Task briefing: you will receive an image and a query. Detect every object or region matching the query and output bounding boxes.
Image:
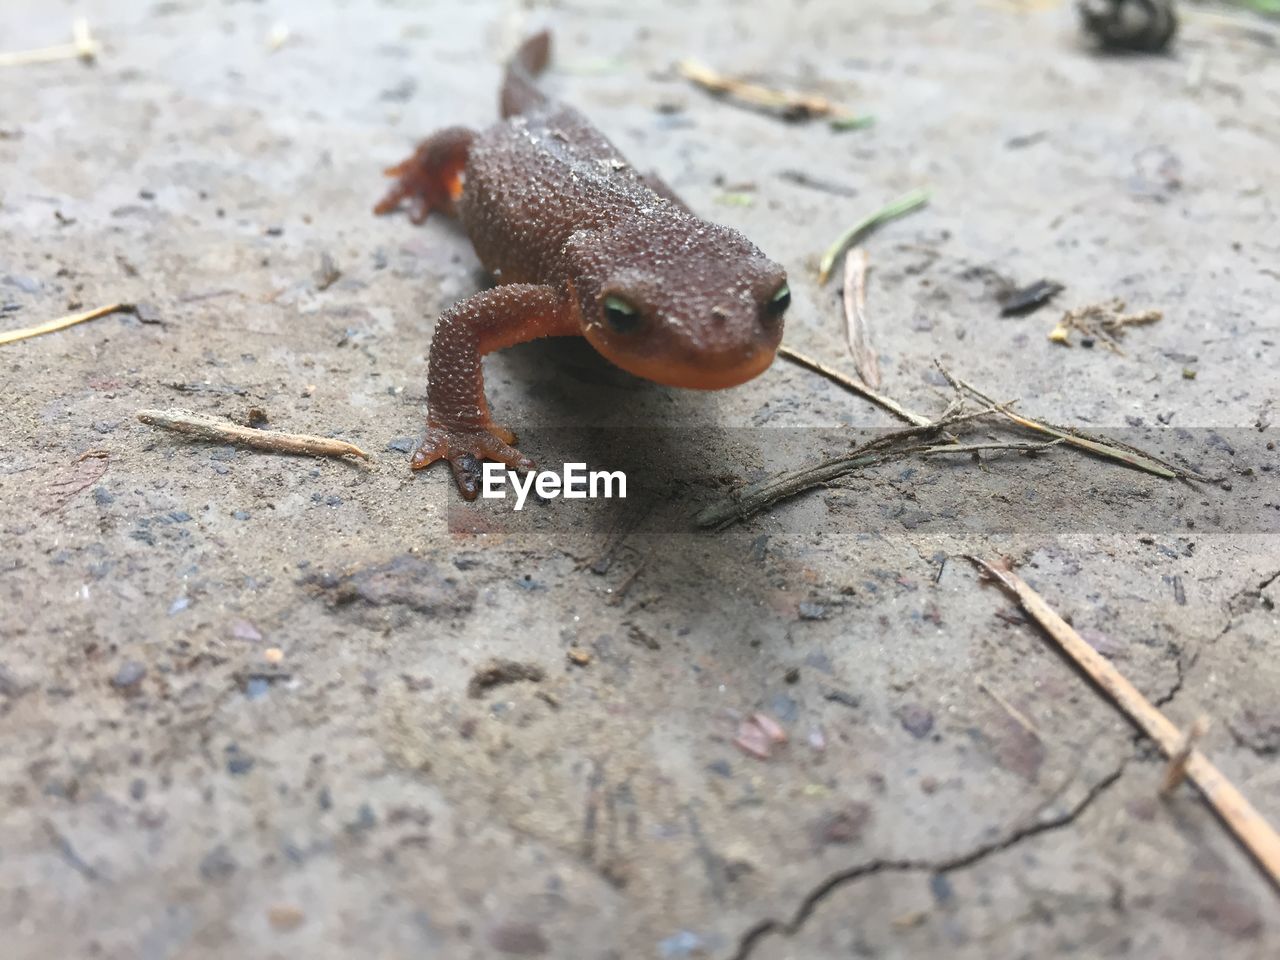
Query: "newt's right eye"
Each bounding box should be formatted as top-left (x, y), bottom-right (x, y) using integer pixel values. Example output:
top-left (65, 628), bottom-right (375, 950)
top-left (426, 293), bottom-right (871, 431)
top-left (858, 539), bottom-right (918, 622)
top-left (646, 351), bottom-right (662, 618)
top-left (603, 295), bottom-right (642, 333)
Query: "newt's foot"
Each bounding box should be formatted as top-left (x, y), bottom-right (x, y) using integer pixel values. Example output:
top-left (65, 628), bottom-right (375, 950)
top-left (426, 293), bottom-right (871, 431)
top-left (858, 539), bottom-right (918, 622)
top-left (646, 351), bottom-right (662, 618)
top-left (410, 423), bottom-right (535, 500)
top-left (374, 127), bottom-right (475, 224)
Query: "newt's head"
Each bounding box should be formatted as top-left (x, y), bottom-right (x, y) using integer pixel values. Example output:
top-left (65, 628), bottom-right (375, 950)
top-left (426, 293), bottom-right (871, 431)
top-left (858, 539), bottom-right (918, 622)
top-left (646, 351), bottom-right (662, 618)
top-left (567, 217), bottom-right (789, 390)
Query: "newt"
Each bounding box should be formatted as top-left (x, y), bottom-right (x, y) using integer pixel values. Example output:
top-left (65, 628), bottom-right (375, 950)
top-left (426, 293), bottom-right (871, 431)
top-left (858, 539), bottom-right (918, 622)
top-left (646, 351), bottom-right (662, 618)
top-left (375, 31), bottom-right (790, 499)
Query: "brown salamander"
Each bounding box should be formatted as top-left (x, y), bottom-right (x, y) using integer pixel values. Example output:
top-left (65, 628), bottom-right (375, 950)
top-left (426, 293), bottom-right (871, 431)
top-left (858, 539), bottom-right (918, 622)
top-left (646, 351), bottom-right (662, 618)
top-left (375, 31), bottom-right (790, 499)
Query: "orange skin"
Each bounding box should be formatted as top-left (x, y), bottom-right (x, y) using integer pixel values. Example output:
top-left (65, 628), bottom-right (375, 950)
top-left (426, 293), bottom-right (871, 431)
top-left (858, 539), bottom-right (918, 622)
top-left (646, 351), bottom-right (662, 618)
top-left (375, 32), bottom-right (790, 499)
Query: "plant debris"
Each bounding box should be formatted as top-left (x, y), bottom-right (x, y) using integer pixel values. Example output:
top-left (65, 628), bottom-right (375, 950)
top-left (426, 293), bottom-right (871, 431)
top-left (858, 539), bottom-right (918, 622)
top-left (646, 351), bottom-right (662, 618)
top-left (777, 346), bottom-right (932, 427)
top-left (137, 409), bottom-right (370, 460)
top-left (1048, 298), bottom-right (1162, 350)
top-left (934, 361), bottom-right (1200, 480)
top-left (0, 303), bottom-right (134, 346)
top-left (0, 18), bottom-right (96, 68)
top-left (999, 278), bottom-right (1064, 317)
top-left (734, 711), bottom-right (788, 760)
top-left (468, 659), bottom-right (546, 698)
top-left (41, 450), bottom-right (110, 515)
top-left (968, 557), bottom-right (1280, 890)
top-left (841, 248), bottom-right (880, 388)
top-left (677, 59), bottom-right (849, 121)
top-left (818, 189), bottom-right (929, 284)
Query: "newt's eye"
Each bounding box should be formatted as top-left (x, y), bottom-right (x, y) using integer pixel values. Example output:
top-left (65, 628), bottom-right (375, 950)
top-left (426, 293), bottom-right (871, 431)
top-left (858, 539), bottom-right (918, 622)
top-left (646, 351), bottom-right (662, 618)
top-left (766, 282), bottom-right (791, 317)
top-left (603, 295), bottom-right (642, 333)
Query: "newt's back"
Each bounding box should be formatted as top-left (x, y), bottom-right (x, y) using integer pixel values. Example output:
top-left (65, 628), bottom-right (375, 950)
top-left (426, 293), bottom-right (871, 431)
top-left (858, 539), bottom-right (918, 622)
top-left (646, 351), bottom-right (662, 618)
top-left (459, 104), bottom-right (680, 284)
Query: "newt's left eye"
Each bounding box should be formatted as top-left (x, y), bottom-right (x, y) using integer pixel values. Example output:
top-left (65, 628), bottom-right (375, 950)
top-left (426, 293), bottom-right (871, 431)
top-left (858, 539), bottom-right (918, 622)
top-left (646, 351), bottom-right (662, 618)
top-left (603, 295), bottom-right (642, 333)
top-left (766, 282), bottom-right (791, 316)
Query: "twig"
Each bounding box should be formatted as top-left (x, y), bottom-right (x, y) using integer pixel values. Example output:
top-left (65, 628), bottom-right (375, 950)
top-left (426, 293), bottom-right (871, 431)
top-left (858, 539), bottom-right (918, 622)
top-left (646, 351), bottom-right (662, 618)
top-left (778, 345), bottom-right (931, 427)
top-left (0, 18), bottom-right (96, 68)
top-left (1161, 715), bottom-right (1211, 796)
top-left (967, 557), bottom-right (1280, 892)
top-left (137, 409), bottom-right (370, 461)
top-left (919, 439), bottom-right (1062, 456)
top-left (841, 248), bottom-right (880, 388)
top-left (677, 60), bottom-right (848, 120)
top-left (977, 678), bottom-right (1042, 740)
top-left (818, 189), bottom-right (929, 285)
top-left (934, 361), bottom-right (1196, 481)
top-left (694, 406), bottom-right (984, 529)
top-left (0, 303), bottom-right (133, 346)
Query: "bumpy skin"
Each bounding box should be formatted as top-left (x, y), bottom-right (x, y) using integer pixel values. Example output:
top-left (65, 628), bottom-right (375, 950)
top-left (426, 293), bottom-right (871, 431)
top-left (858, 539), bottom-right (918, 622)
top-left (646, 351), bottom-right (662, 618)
top-left (375, 31), bottom-right (790, 499)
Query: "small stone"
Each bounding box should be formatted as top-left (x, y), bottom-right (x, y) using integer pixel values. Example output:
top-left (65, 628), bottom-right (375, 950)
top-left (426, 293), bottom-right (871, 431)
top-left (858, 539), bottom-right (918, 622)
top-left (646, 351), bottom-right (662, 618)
top-left (929, 873), bottom-right (954, 904)
top-left (199, 845), bottom-right (237, 881)
top-left (387, 436), bottom-right (416, 454)
top-left (798, 601), bottom-right (827, 620)
top-left (230, 619), bottom-right (263, 642)
top-left (268, 904), bottom-right (305, 931)
top-left (896, 703), bottom-right (935, 739)
top-left (810, 802), bottom-right (871, 846)
top-left (566, 647), bottom-right (592, 666)
top-left (264, 648), bottom-right (284, 665)
top-left (93, 487), bottom-right (114, 506)
top-left (112, 660), bottom-right (146, 689)
top-left (658, 931), bottom-right (704, 959)
top-left (489, 920), bottom-right (549, 956)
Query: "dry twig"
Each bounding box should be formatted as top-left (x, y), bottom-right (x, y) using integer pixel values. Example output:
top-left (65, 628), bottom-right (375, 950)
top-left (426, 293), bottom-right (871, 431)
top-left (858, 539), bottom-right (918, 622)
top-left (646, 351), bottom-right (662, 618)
top-left (934, 361), bottom-right (1200, 481)
top-left (677, 60), bottom-right (847, 120)
top-left (0, 303), bottom-right (133, 346)
top-left (0, 18), bottom-right (96, 68)
top-left (137, 409), bottom-right (369, 461)
top-left (968, 557), bottom-right (1280, 891)
top-left (1161, 714), bottom-right (1211, 796)
top-left (841, 248), bottom-right (880, 388)
top-left (694, 404), bottom-right (982, 528)
top-left (778, 346), bottom-right (931, 427)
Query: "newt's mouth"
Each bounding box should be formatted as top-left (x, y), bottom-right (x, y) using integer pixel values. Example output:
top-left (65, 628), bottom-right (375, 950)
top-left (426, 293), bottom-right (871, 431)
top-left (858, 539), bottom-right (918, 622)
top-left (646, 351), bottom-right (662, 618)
top-left (605, 343), bottom-right (779, 391)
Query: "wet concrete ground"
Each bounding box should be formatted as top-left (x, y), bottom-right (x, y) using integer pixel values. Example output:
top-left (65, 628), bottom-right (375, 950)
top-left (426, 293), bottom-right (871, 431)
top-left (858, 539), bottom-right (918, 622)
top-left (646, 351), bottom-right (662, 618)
top-left (1, 1), bottom-right (1278, 958)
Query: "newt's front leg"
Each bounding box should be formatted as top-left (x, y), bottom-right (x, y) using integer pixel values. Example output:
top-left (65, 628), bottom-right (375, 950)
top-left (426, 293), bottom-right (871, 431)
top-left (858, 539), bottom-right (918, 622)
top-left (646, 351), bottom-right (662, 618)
top-left (415, 284), bottom-right (578, 499)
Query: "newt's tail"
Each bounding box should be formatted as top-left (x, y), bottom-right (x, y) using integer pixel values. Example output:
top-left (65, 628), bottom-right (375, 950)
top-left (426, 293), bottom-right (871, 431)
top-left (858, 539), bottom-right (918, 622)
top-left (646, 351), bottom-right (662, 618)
top-left (500, 31), bottom-right (552, 119)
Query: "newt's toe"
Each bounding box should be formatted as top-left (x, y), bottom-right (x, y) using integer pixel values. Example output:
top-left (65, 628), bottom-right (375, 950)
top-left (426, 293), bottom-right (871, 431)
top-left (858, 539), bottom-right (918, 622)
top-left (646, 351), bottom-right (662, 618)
top-left (410, 424), bottom-right (535, 501)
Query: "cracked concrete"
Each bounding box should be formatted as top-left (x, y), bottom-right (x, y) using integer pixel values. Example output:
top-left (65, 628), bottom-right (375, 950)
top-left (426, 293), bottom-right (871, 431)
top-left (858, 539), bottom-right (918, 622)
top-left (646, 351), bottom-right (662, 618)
top-left (2, 1), bottom-right (1278, 958)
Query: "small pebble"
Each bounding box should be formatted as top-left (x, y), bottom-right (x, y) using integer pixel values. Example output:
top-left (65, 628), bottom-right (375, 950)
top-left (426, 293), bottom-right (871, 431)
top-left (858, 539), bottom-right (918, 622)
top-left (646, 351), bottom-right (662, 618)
top-left (798, 601), bottom-right (827, 620)
top-left (112, 660), bottom-right (146, 689)
top-left (264, 647), bottom-right (284, 665)
top-left (230, 619), bottom-right (263, 642)
top-left (897, 704), bottom-right (935, 739)
top-left (245, 677), bottom-right (270, 700)
top-left (268, 904), bottom-right (305, 931)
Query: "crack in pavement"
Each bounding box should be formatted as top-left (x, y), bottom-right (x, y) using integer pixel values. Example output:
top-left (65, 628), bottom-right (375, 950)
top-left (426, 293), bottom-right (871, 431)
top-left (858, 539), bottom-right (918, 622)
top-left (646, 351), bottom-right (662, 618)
top-left (728, 761), bottom-right (1129, 960)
